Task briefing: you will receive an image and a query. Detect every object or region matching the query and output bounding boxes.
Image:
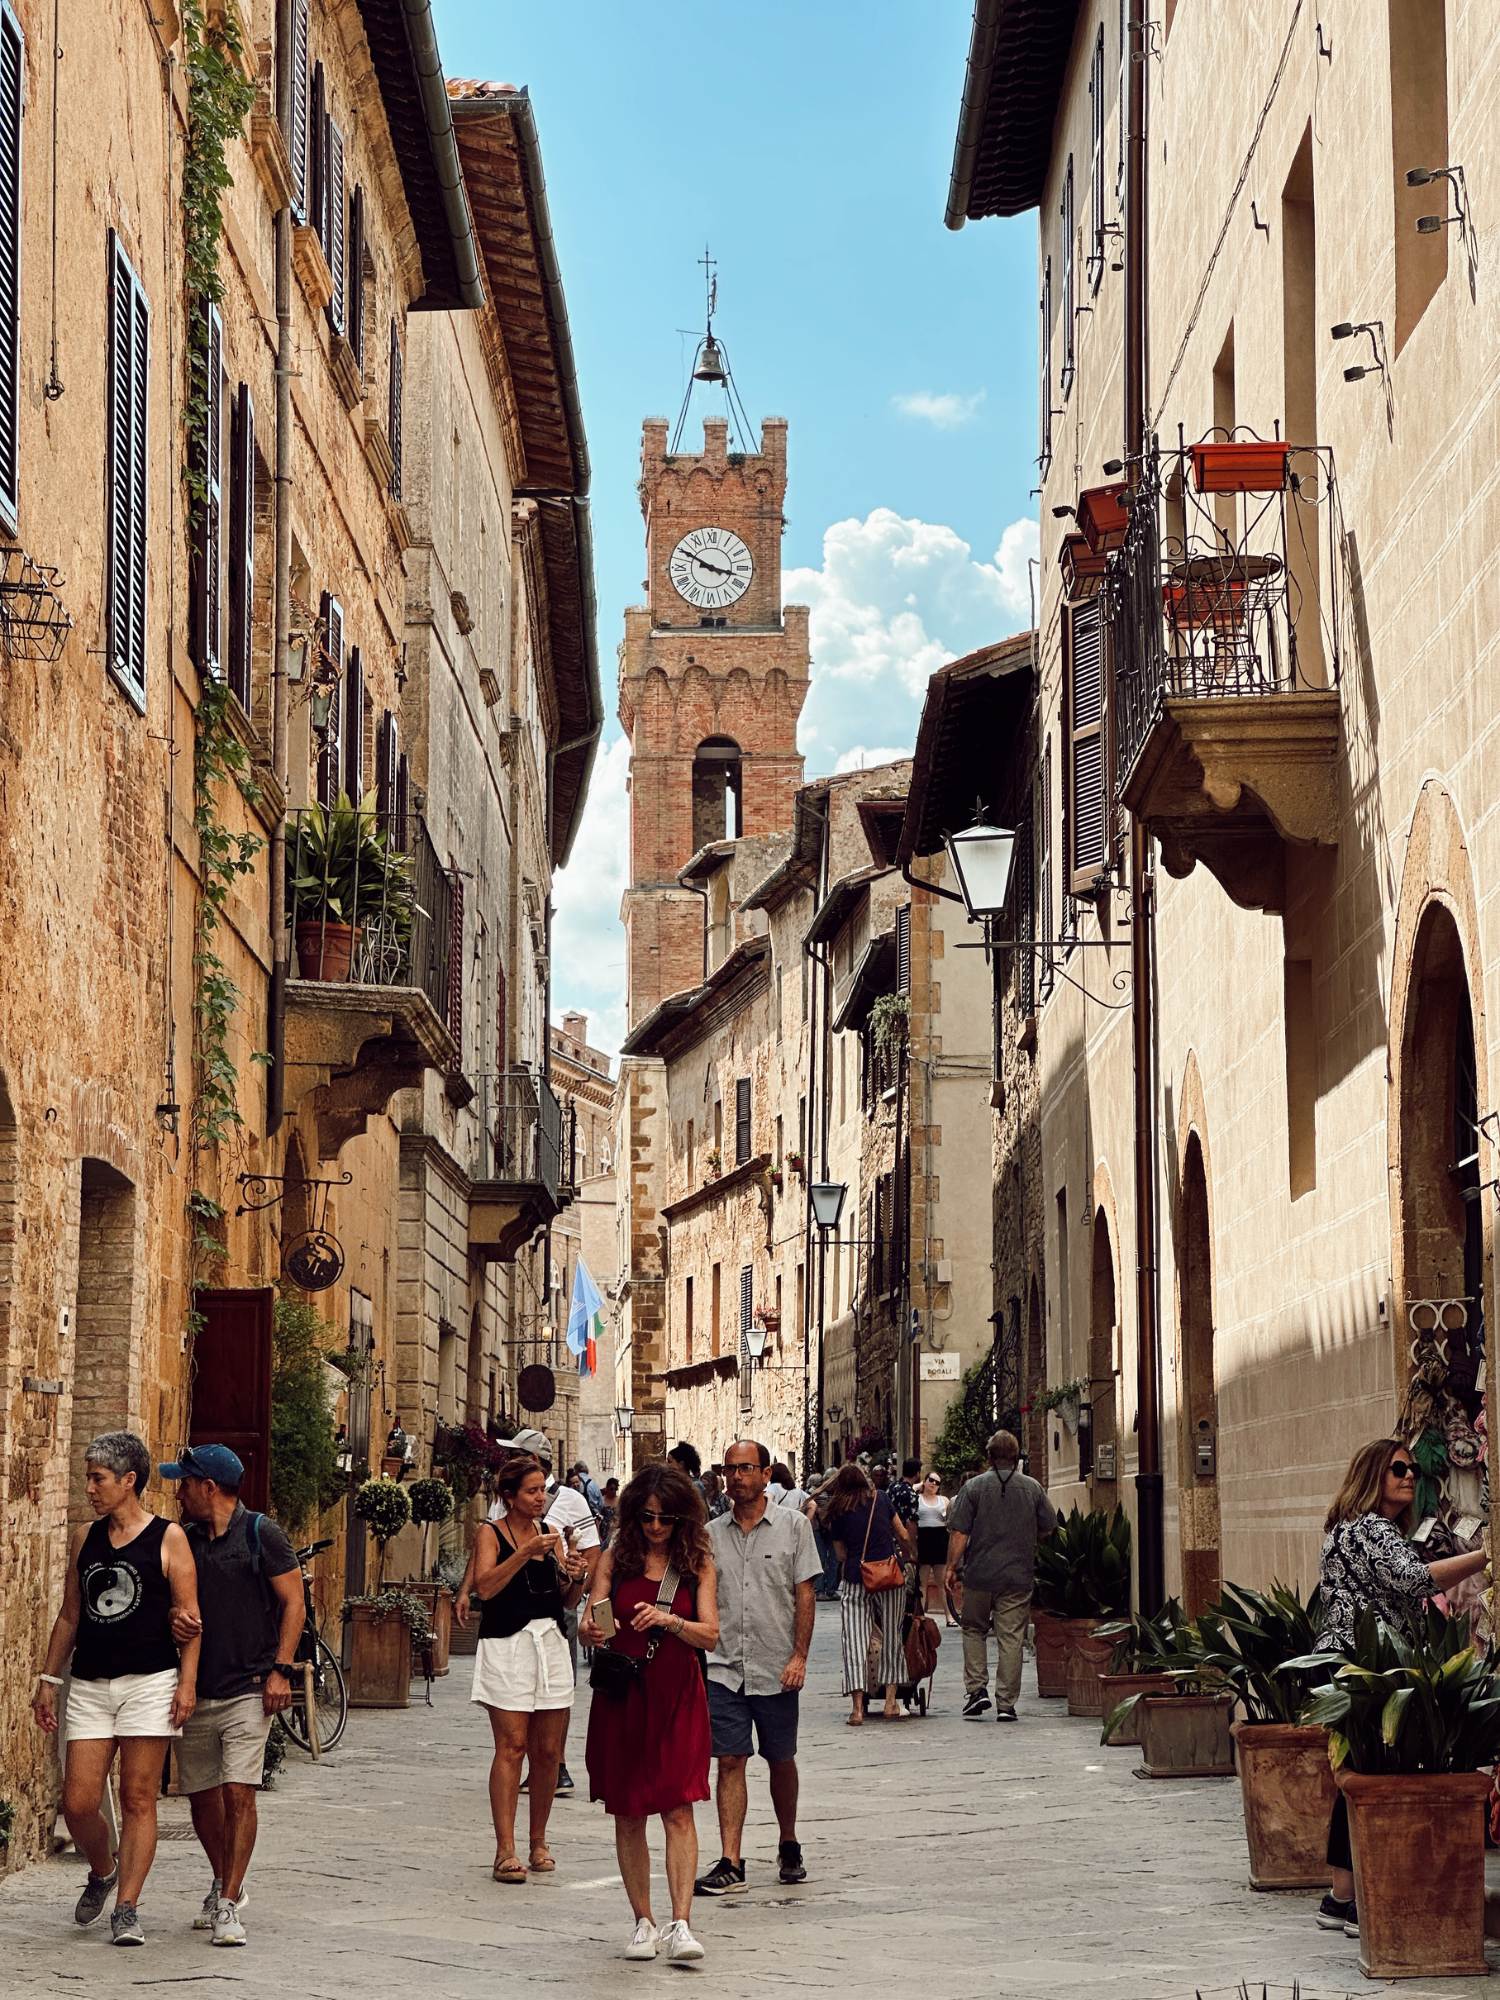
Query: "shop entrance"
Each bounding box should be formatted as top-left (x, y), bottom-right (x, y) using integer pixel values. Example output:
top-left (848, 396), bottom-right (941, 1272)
top-left (1177, 1133), bottom-right (1221, 1612)
top-left (1087, 1209), bottom-right (1119, 1502)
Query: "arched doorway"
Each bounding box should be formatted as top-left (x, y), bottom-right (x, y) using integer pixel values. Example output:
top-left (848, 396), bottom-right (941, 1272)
top-left (69, 1160), bottom-right (139, 1524)
top-left (1088, 1209), bottom-right (1119, 1503)
top-left (1178, 1133), bottom-right (1221, 1611)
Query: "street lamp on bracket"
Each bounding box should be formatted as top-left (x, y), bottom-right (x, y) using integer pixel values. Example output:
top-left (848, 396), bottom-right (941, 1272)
top-left (614, 1405), bottom-right (635, 1437)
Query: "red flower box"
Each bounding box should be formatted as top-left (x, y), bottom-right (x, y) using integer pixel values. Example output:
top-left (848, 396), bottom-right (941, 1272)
top-left (1078, 482), bottom-right (1130, 553)
top-left (1188, 441), bottom-right (1291, 494)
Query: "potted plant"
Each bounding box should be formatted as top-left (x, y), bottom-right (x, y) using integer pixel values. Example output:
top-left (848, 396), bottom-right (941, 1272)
top-left (353, 1475), bottom-right (410, 1589)
top-left (433, 1418), bottom-right (508, 1505)
top-left (1032, 1505), bottom-right (1131, 1707)
top-left (401, 1477), bottom-right (457, 1676)
top-left (287, 790), bottom-right (413, 983)
top-left (342, 1587), bottom-right (432, 1710)
top-left (1102, 1615), bottom-right (1237, 1780)
top-left (1038, 1378), bottom-right (1086, 1437)
top-left (787, 1150), bottom-right (805, 1179)
top-left (1093, 1601), bottom-right (1186, 1744)
top-left (1077, 480), bottom-right (1129, 553)
top-left (769, 1167), bottom-right (784, 1192)
top-left (705, 1148), bottom-right (723, 1180)
top-left (1288, 1609), bottom-right (1500, 1979)
top-left (1193, 1581), bottom-right (1333, 1889)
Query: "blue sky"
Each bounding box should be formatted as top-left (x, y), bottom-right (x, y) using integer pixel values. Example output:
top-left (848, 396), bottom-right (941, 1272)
top-left (433, 1), bottom-right (1039, 1052)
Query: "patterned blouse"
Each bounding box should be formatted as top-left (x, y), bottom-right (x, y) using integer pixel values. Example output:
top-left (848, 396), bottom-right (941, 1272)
top-left (1315, 1512), bottom-right (1431, 1654)
top-left (889, 1478), bottom-right (920, 1529)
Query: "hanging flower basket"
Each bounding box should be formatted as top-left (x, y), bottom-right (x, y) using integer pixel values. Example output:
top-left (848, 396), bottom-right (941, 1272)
top-left (1189, 440), bottom-right (1291, 494)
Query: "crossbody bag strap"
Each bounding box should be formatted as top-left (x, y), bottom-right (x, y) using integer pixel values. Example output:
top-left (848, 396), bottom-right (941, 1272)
top-left (643, 1564), bottom-right (683, 1663)
top-left (861, 1495), bottom-right (879, 1563)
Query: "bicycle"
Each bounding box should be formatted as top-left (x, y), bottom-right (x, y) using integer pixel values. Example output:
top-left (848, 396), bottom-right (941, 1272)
top-left (279, 1536), bottom-right (349, 1754)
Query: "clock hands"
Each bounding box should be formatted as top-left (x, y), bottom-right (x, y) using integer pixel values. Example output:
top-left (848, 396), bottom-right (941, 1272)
top-left (691, 554), bottom-right (733, 579)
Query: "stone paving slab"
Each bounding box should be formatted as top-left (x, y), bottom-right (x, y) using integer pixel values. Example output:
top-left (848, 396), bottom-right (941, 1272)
top-left (1, 1604), bottom-right (1495, 1998)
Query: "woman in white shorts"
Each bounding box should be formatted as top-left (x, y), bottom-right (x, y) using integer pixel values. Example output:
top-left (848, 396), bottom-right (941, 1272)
top-left (470, 1452), bottom-right (589, 1883)
top-left (32, 1432), bottom-right (201, 1947)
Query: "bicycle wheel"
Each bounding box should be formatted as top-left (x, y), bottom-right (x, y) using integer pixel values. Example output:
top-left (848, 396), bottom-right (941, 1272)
top-left (282, 1637), bottom-right (349, 1753)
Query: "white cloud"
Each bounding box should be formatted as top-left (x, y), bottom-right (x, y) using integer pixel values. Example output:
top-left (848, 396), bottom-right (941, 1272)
top-left (834, 746), bottom-right (910, 774)
top-left (789, 507), bottom-right (1037, 774)
top-left (551, 733), bottom-right (630, 1059)
top-left (892, 389), bottom-right (986, 430)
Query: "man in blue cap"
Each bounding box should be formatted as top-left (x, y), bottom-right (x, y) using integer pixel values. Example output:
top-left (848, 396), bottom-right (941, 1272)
top-left (160, 1444), bottom-right (304, 1948)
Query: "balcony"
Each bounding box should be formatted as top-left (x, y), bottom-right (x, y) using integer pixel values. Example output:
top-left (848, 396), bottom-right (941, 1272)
top-left (468, 1071), bottom-right (576, 1263)
top-left (283, 803), bottom-right (457, 1157)
top-left (1108, 435), bottom-right (1342, 914)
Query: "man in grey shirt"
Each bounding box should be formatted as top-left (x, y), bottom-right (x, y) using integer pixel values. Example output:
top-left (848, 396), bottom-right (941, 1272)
top-left (695, 1440), bottom-right (822, 1897)
top-left (946, 1429), bottom-right (1056, 1722)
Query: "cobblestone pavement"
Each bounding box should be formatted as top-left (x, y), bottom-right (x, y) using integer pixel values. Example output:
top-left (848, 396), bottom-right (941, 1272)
top-left (2, 1606), bottom-right (1496, 1998)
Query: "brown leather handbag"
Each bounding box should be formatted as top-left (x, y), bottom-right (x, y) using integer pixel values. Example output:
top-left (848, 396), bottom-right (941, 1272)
top-left (859, 1494), bottom-right (905, 1593)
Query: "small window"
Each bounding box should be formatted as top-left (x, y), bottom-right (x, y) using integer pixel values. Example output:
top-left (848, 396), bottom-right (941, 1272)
top-left (342, 646), bottom-right (364, 800)
top-left (734, 1076), bottom-right (751, 1165)
top-left (316, 592), bottom-right (343, 807)
top-left (347, 186), bottom-right (365, 370)
top-left (106, 233), bottom-right (150, 708)
top-left (1062, 597), bottom-right (1108, 893)
top-left (1088, 27), bottom-right (1106, 291)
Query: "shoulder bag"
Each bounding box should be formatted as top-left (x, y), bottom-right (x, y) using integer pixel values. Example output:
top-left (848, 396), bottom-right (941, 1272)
top-left (587, 1565), bottom-right (682, 1701)
top-left (859, 1496), bottom-right (905, 1594)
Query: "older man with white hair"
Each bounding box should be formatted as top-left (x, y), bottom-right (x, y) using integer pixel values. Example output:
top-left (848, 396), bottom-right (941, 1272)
top-left (945, 1430), bottom-right (1056, 1722)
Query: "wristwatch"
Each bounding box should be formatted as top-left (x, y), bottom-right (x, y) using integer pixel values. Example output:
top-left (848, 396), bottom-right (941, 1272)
top-left (272, 1661), bottom-right (298, 1678)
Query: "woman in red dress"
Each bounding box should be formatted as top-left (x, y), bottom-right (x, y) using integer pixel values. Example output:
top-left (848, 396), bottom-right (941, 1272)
top-left (581, 1463), bottom-right (718, 1965)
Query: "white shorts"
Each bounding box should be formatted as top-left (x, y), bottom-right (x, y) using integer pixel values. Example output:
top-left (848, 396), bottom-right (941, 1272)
top-left (65, 1669), bottom-right (181, 1743)
top-left (470, 1619), bottom-right (574, 1713)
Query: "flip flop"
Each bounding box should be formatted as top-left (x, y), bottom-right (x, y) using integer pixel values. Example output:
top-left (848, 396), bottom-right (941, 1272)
top-left (529, 1848), bottom-right (556, 1873)
top-left (493, 1857), bottom-right (527, 1884)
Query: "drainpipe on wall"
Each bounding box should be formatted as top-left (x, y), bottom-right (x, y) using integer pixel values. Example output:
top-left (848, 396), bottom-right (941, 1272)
top-left (267, 1), bottom-right (295, 1135)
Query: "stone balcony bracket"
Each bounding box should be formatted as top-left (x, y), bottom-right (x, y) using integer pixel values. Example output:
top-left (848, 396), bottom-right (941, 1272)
top-left (282, 980), bottom-right (456, 1160)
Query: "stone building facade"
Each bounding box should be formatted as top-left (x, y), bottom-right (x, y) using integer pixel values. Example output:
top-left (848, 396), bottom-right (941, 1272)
top-left (549, 1012), bottom-right (616, 1472)
top-left (944, 0), bottom-right (1500, 1601)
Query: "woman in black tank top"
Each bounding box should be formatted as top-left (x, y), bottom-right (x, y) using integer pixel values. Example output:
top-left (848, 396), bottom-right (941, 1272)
top-left (31, 1431), bottom-right (202, 1942)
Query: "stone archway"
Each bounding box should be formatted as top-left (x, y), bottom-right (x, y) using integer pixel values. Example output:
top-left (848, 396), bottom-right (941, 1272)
top-left (1088, 1206), bottom-right (1119, 1504)
top-left (1177, 1132), bottom-right (1221, 1611)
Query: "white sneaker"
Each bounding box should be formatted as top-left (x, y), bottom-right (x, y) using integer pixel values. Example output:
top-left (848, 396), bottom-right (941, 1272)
top-left (624, 1918), bottom-right (659, 1961)
top-left (211, 1898), bottom-right (247, 1947)
top-left (192, 1879), bottom-right (222, 1930)
top-left (661, 1919), bottom-right (705, 1964)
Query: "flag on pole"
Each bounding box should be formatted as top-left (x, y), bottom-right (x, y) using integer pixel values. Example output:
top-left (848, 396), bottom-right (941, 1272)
top-left (566, 1257), bottom-right (604, 1378)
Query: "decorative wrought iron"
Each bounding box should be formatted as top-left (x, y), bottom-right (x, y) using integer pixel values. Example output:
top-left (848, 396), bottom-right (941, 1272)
top-left (283, 1229), bottom-right (345, 1292)
top-left (236, 1168), bottom-right (352, 1291)
top-left (235, 1168), bottom-right (353, 1216)
top-left (0, 548), bottom-right (73, 662)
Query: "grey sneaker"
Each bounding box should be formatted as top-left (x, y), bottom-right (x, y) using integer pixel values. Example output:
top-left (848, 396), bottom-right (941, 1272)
top-left (624, 1917), bottom-right (659, 1961)
top-left (192, 1878), bottom-right (223, 1930)
top-left (110, 1902), bottom-right (146, 1946)
top-left (74, 1868), bottom-right (117, 1927)
top-left (211, 1897), bottom-right (247, 1947)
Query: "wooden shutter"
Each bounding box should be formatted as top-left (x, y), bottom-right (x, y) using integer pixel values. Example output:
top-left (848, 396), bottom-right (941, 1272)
top-left (227, 384), bottom-right (255, 713)
top-left (347, 185), bottom-right (364, 369)
top-left (1039, 258), bottom-right (1053, 477)
top-left (190, 299), bottom-right (224, 676)
top-left (388, 320), bottom-right (403, 498)
top-left (310, 63), bottom-right (326, 247)
top-left (394, 749), bottom-right (409, 850)
top-left (325, 118), bottom-right (346, 335)
top-left (1013, 800), bottom-right (1036, 1020)
top-left (190, 1288), bottom-right (274, 1512)
top-left (1040, 745), bottom-right (1055, 1000)
top-left (896, 905), bottom-right (911, 992)
top-left (446, 871), bottom-right (465, 1054)
top-left (739, 1263), bottom-right (754, 1393)
top-left (107, 234), bottom-right (150, 706)
top-left (735, 1076), bottom-right (751, 1164)
top-left (288, 0), bottom-right (312, 223)
top-left (342, 645), bottom-right (364, 801)
top-left (0, 4), bottom-right (22, 527)
top-left (375, 707), bottom-right (397, 823)
top-left (317, 590), bottom-right (343, 807)
top-left (1063, 597), bottom-right (1108, 892)
top-left (1089, 26), bottom-right (1105, 289)
top-left (1060, 157), bottom-right (1075, 398)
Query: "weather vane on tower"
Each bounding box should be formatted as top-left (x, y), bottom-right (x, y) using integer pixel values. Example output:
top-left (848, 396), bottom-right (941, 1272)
top-left (672, 244), bottom-right (755, 453)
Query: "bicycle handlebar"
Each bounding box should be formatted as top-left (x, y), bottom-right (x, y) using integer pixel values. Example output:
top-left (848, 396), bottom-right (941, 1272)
top-left (296, 1537), bottom-right (335, 1562)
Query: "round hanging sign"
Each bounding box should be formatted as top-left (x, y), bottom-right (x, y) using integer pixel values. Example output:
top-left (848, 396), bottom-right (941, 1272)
top-left (282, 1228), bottom-right (345, 1293)
top-left (518, 1364), bottom-right (557, 1413)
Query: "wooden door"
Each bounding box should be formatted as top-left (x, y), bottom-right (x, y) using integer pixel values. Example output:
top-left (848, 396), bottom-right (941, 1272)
top-left (190, 1288), bottom-right (274, 1511)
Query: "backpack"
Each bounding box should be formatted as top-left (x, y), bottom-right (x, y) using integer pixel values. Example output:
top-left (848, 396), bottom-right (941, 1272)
top-left (904, 1610), bottom-right (941, 1684)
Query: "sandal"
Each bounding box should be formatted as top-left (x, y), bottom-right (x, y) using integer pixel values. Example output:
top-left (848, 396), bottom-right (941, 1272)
top-left (493, 1856), bottom-right (527, 1884)
top-left (846, 1711), bottom-right (864, 1727)
top-left (528, 1847), bottom-right (556, 1873)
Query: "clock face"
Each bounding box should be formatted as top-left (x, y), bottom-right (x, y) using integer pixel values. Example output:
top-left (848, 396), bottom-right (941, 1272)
top-left (668, 527), bottom-right (754, 611)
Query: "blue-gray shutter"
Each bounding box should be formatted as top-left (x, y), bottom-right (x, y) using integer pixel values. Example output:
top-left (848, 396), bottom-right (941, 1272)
top-left (0, 3), bottom-right (23, 528)
top-left (1065, 598), bottom-right (1108, 892)
top-left (287, 0), bottom-right (309, 224)
top-left (107, 234), bottom-right (149, 707)
top-left (191, 298), bottom-right (223, 676)
top-left (227, 384), bottom-right (255, 713)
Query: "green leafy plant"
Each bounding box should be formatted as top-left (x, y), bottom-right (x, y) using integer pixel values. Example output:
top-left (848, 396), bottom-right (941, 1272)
top-left (1286, 1608), bottom-right (1500, 1775)
top-left (1096, 1596), bottom-right (1190, 1673)
top-left (930, 1354), bottom-right (998, 1484)
top-left (344, 1587), bottom-right (433, 1648)
top-left (287, 792), bottom-right (414, 932)
top-left (0, 1797), bottom-right (13, 1846)
top-left (354, 1477), bottom-right (411, 1588)
top-left (1037, 1378), bottom-right (1087, 1414)
top-left (1192, 1580), bottom-right (1325, 1725)
top-left (407, 1476), bottom-right (455, 1577)
top-left (870, 990), bottom-right (910, 1062)
top-left (1033, 1505), bottom-right (1132, 1619)
top-left (269, 1294), bottom-right (345, 1536)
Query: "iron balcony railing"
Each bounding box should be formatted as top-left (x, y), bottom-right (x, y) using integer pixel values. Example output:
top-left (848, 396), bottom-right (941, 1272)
top-left (286, 803), bottom-right (452, 1026)
top-left (476, 1068), bottom-right (573, 1205)
top-left (1106, 432), bottom-right (1342, 792)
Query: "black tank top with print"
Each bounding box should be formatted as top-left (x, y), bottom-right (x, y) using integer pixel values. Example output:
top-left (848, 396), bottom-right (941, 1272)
top-left (72, 1514), bottom-right (178, 1681)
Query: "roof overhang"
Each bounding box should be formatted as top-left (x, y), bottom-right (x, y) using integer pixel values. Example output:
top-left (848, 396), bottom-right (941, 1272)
top-left (619, 937), bottom-right (771, 1059)
top-left (946, 0), bottom-right (1082, 226)
top-left (856, 796), bottom-right (909, 869)
top-left (897, 634), bottom-right (1036, 866)
top-left (831, 930), bottom-right (897, 1034)
top-left (678, 840), bottom-right (737, 890)
top-left (805, 865), bottom-right (883, 950)
top-left (741, 786), bottom-right (828, 914)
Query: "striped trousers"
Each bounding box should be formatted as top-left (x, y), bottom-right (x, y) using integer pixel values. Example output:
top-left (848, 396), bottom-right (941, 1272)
top-left (838, 1578), bottom-right (906, 1695)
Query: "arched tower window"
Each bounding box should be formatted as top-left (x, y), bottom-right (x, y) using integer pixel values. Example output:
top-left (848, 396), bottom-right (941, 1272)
top-left (693, 737), bottom-right (743, 848)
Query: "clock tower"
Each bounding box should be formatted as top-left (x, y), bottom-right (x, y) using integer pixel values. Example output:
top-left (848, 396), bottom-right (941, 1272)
top-left (620, 413), bottom-right (809, 1028)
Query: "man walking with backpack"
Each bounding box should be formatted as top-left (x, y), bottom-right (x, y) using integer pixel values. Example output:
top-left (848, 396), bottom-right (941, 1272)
top-left (944, 1431), bottom-right (1055, 1722)
top-left (160, 1445), bottom-right (305, 1946)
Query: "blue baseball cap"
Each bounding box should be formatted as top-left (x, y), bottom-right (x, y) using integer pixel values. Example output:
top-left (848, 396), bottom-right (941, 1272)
top-left (159, 1443), bottom-right (245, 1487)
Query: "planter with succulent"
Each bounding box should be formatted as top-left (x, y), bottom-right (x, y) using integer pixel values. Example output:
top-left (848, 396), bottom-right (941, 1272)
top-left (705, 1149), bottom-right (723, 1181)
top-left (1093, 1600), bottom-right (1187, 1744)
top-left (1100, 1601), bottom-right (1235, 1779)
top-left (1033, 1505), bottom-right (1132, 1707)
top-left (769, 1167), bottom-right (784, 1192)
top-left (1285, 1609), bottom-right (1500, 1979)
top-left (787, 1151), bottom-right (805, 1179)
top-left (400, 1477), bottom-right (457, 1675)
top-left (287, 791), bottom-right (414, 982)
top-left (342, 1587), bottom-right (433, 1710)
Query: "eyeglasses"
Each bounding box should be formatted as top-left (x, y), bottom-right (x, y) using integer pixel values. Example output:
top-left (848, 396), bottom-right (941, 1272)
top-left (1388, 1460), bottom-right (1417, 1480)
top-left (639, 1511), bottom-right (681, 1526)
top-left (724, 1463), bottom-right (764, 1477)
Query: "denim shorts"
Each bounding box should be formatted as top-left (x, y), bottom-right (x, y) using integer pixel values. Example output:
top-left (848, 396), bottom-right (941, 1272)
top-left (707, 1679), bottom-right (800, 1762)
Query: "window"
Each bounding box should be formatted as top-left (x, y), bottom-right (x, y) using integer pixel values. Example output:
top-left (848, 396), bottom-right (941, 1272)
top-left (1117, 0), bottom-right (1129, 198)
top-left (1013, 797), bottom-right (1036, 1022)
top-left (775, 964), bottom-right (784, 1034)
top-left (388, 320), bottom-right (404, 498)
top-left (686, 1118), bottom-right (695, 1186)
top-left (712, 1094), bottom-right (722, 1159)
top-left (738, 1264), bottom-right (754, 1410)
top-left (1038, 258), bottom-right (1054, 478)
top-left (324, 116), bottom-right (346, 336)
top-left (734, 1076), bottom-right (751, 1164)
top-left (227, 386), bottom-right (255, 714)
top-left (711, 1263), bottom-right (721, 1358)
top-left (1390, 0), bottom-right (1449, 354)
top-left (106, 234), bottom-right (150, 708)
top-left (347, 186), bottom-right (365, 370)
top-left (446, 872), bottom-right (465, 1061)
top-left (1088, 26), bottom-right (1106, 290)
top-left (190, 298), bottom-right (224, 677)
top-left (315, 592), bottom-right (343, 807)
top-left (309, 63), bottom-right (325, 245)
top-left (0, 2), bottom-right (22, 529)
top-left (896, 905), bottom-right (911, 992)
top-left (775, 1114), bottom-right (783, 1169)
top-left (375, 709), bottom-right (399, 823)
top-left (1060, 158), bottom-right (1076, 399)
top-left (1062, 597), bottom-right (1108, 893)
top-left (287, 0), bottom-right (310, 225)
top-left (342, 646), bottom-right (364, 800)
top-left (1039, 743), bottom-right (1055, 1002)
top-left (684, 1276), bottom-right (694, 1361)
top-left (394, 745), bottom-right (409, 849)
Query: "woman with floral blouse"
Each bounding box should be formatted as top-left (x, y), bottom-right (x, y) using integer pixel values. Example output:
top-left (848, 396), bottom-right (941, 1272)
top-left (1312, 1437), bottom-right (1487, 1938)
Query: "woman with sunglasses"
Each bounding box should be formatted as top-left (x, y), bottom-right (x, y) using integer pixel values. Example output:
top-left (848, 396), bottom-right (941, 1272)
top-left (1313, 1436), bottom-right (1487, 1937)
top-left (469, 1452), bottom-right (590, 1884)
top-left (580, 1463), bottom-right (718, 1965)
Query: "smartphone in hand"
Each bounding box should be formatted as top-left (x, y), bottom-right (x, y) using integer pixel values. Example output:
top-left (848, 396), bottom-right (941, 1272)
top-left (591, 1598), bottom-right (618, 1641)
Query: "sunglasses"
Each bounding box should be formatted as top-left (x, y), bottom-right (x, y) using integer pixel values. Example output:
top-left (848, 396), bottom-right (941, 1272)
top-left (639, 1511), bottom-right (681, 1526)
top-left (1389, 1460), bottom-right (1417, 1480)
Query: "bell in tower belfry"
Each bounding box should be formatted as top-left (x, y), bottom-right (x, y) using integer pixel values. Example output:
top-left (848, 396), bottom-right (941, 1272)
top-left (618, 393), bottom-right (811, 1031)
top-left (692, 337), bottom-right (726, 386)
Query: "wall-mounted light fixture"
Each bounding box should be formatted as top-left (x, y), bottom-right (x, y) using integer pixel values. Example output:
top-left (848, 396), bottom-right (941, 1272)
top-left (1330, 319), bottom-right (1388, 386)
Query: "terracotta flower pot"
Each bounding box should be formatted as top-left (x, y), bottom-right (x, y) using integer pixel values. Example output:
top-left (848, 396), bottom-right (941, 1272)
top-left (1189, 440), bottom-right (1291, 494)
top-left (295, 918), bottom-right (359, 982)
top-left (1136, 1691), bottom-right (1236, 1778)
top-left (1064, 1619), bottom-right (1114, 1716)
top-left (1337, 1768), bottom-right (1491, 1979)
top-left (1232, 1721), bottom-right (1336, 1889)
top-left (345, 1601), bottom-right (412, 1709)
top-left (1078, 481), bottom-right (1129, 553)
top-left (1099, 1672), bottom-right (1175, 1745)
top-left (1032, 1609), bottom-right (1069, 1698)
